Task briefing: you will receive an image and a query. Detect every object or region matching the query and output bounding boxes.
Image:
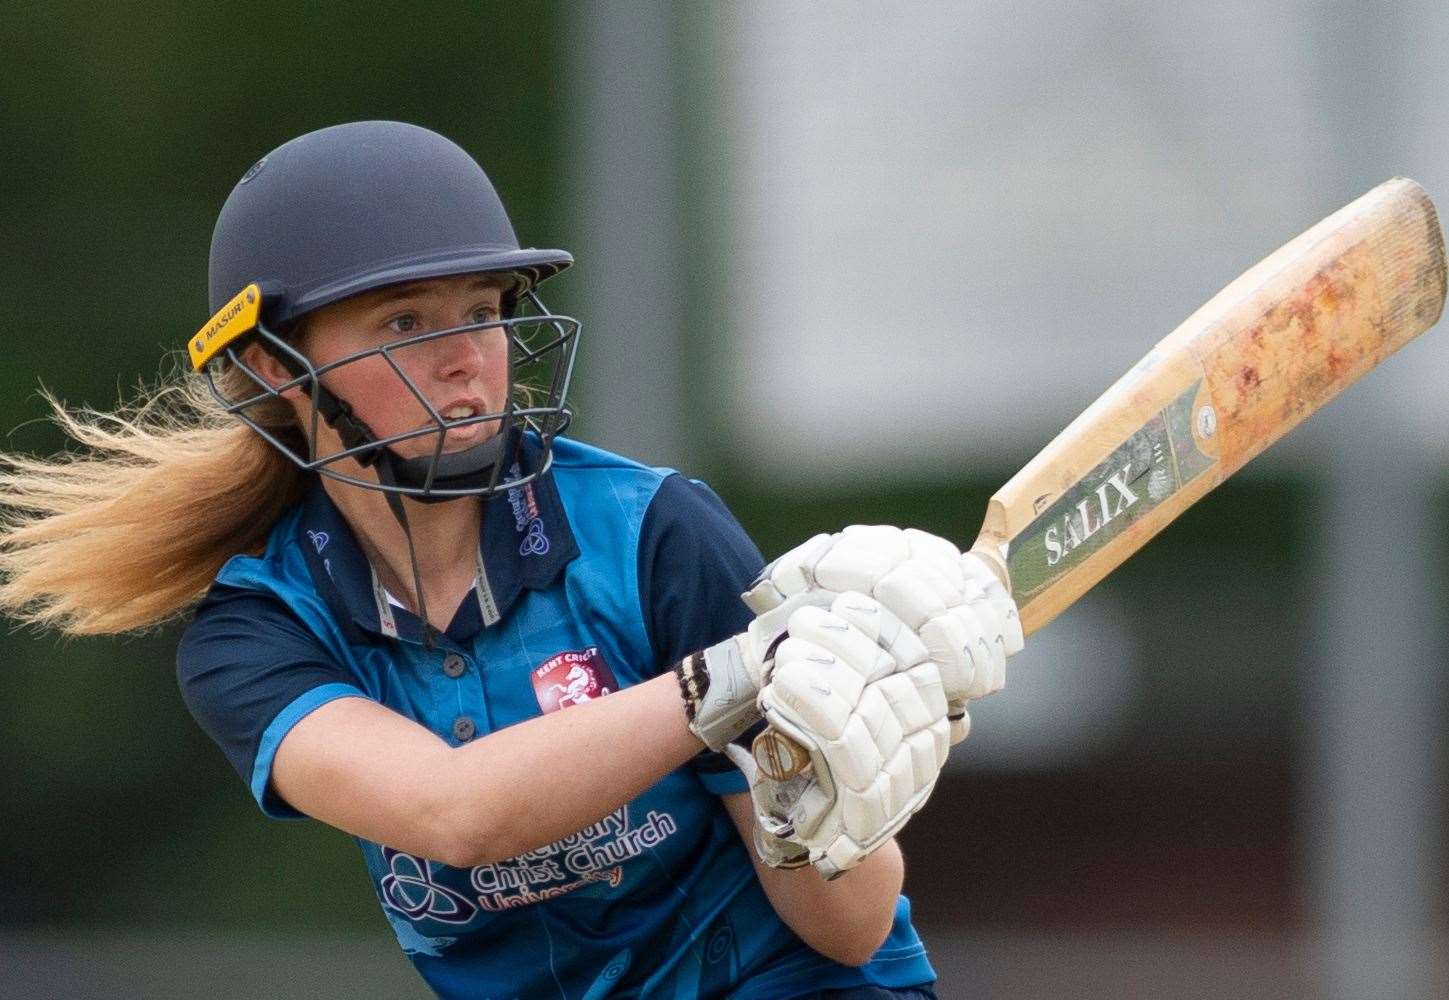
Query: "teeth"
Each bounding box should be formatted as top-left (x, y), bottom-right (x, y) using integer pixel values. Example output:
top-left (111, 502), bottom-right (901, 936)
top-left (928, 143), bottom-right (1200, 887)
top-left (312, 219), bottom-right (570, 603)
top-left (443, 406), bottom-right (476, 419)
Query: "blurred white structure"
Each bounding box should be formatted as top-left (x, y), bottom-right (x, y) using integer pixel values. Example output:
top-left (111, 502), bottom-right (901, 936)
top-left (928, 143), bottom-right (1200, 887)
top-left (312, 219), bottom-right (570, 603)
top-left (719, 1), bottom-right (1355, 475)
top-left (707, 3), bottom-right (1447, 998)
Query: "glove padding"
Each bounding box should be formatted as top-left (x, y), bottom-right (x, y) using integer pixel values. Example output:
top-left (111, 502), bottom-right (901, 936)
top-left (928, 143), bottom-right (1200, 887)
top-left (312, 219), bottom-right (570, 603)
top-left (760, 594), bottom-right (952, 879)
top-left (678, 525), bottom-right (1020, 751)
top-left (740, 526), bottom-right (1024, 877)
top-left (751, 526), bottom-right (1023, 743)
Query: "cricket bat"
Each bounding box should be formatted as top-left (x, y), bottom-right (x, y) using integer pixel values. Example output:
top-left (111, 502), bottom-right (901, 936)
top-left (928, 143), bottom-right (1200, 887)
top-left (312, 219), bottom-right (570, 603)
top-left (755, 177), bottom-right (1446, 781)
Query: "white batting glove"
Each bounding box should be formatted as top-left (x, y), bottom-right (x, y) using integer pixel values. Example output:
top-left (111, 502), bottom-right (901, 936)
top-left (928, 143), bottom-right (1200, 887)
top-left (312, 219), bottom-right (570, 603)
top-left (719, 589), bottom-right (943, 866)
top-left (737, 526), bottom-right (1023, 877)
top-left (758, 594), bottom-right (952, 878)
top-left (675, 588), bottom-right (828, 751)
top-left (753, 526), bottom-right (1023, 742)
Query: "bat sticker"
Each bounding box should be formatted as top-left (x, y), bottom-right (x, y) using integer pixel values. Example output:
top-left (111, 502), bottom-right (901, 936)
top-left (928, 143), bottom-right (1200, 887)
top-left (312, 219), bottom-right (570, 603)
top-left (1005, 380), bottom-right (1216, 602)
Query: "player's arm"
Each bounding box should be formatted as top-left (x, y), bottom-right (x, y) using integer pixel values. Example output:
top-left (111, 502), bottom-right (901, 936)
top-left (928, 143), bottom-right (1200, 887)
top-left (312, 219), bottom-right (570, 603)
top-left (266, 560), bottom-right (877, 868)
top-left (721, 790), bottom-right (902, 968)
top-left (180, 584), bottom-right (705, 869)
top-left (271, 528), bottom-right (1008, 870)
top-left (272, 526), bottom-right (1011, 870)
top-left (271, 672), bottom-right (702, 868)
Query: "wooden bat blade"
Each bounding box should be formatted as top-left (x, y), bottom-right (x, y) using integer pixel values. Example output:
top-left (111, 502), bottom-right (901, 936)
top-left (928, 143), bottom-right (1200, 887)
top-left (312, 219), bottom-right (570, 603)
top-left (753, 178), bottom-right (1445, 783)
top-left (971, 177), bottom-right (1446, 636)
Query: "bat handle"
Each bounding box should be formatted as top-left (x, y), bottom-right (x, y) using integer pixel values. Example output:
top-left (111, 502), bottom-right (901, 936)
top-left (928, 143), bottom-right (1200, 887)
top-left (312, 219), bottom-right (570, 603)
top-left (752, 727), bottom-right (811, 780)
top-left (966, 541), bottom-right (1011, 589)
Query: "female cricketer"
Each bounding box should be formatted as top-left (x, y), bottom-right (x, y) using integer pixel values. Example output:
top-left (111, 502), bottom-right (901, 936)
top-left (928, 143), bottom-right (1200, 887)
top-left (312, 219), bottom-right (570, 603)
top-left (0, 121), bottom-right (1022, 999)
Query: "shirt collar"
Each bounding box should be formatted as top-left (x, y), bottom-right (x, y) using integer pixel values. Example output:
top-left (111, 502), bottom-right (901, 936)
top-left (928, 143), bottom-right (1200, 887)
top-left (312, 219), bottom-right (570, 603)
top-left (473, 434), bottom-right (579, 631)
top-left (295, 434), bottom-right (578, 644)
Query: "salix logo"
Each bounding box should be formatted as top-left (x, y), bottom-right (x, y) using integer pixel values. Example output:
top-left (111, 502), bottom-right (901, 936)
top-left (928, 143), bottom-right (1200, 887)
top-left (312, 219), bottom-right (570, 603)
top-left (1007, 381), bottom-right (1216, 603)
top-left (1042, 463), bottom-right (1140, 566)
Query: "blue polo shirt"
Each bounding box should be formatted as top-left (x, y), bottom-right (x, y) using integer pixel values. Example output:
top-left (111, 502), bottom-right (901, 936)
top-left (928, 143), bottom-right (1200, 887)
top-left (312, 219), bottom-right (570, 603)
top-left (177, 435), bottom-right (934, 999)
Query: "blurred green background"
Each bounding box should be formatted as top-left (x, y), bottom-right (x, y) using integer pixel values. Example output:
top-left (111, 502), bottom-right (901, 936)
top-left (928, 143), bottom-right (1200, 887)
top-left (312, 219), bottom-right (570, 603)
top-left (2, 3), bottom-right (1445, 999)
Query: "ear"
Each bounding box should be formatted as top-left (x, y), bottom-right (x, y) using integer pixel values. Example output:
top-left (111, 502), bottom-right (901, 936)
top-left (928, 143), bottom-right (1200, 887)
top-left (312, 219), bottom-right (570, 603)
top-left (238, 340), bottom-right (306, 399)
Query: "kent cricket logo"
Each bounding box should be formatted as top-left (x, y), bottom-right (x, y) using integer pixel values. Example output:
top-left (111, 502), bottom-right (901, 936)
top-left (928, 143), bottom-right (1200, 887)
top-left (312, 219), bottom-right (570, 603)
top-left (531, 647), bottom-right (617, 713)
top-left (1006, 380), bottom-right (1216, 601)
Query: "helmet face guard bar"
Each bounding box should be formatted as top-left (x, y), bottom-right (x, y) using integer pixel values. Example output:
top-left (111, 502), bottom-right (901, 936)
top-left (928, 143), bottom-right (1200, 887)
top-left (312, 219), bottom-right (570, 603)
top-left (195, 285), bottom-right (580, 500)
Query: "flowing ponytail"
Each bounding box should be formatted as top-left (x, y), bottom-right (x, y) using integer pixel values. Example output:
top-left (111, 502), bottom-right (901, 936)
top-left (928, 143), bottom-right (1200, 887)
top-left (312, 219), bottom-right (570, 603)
top-left (0, 368), bottom-right (305, 635)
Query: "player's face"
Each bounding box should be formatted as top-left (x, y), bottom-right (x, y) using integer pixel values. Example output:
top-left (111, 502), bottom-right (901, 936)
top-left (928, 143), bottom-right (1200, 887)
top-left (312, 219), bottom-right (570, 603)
top-left (299, 274), bottom-right (512, 460)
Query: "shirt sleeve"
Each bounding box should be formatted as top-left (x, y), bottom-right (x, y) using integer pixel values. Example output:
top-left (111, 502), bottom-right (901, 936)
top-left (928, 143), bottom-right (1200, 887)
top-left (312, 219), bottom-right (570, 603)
top-left (176, 583), bottom-right (368, 819)
top-left (637, 473), bottom-right (766, 795)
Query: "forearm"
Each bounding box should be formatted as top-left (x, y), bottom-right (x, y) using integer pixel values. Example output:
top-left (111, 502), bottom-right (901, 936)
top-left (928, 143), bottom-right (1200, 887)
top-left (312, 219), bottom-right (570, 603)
top-left (272, 673), bottom-right (704, 867)
top-left (724, 793), bottom-right (903, 966)
top-left (448, 672), bottom-right (702, 862)
top-left (759, 840), bottom-right (904, 966)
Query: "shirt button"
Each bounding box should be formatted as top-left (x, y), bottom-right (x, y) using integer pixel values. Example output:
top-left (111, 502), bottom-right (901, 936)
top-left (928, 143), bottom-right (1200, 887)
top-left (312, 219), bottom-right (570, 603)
top-left (452, 715), bottom-right (476, 742)
top-left (442, 653), bottom-right (466, 678)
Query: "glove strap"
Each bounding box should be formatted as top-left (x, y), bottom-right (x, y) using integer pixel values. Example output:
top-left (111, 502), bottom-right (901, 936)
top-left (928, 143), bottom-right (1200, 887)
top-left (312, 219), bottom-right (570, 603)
top-left (673, 638), bottom-right (760, 751)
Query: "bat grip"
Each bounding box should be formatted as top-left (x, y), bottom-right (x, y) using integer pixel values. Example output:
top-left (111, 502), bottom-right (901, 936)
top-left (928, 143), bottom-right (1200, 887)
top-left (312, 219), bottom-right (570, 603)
top-left (752, 726), bottom-right (811, 781)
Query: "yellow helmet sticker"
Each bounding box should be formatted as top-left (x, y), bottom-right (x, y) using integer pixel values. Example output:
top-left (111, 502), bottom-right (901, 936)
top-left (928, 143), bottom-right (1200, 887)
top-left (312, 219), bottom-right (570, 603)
top-left (189, 284), bottom-right (262, 370)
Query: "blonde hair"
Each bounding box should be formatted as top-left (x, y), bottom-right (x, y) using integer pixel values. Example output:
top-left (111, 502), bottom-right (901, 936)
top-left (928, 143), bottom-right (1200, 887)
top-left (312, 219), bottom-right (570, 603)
top-left (0, 366), bottom-right (305, 635)
top-left (1, 289), bottom-right (570, 636)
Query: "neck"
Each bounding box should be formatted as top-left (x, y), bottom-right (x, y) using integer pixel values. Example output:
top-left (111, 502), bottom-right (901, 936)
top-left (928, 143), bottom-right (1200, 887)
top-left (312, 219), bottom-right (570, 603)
top-left (324, 478), bottom-right (484, 627)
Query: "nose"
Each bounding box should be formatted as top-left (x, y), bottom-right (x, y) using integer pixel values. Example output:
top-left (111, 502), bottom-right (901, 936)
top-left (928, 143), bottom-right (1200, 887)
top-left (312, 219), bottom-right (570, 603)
top-left (432, 327), bottom-right (490, 382)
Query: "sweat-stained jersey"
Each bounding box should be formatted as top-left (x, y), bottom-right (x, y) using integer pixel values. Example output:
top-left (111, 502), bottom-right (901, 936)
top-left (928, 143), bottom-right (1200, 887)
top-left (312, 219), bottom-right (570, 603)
top-left (177, 435), bottom-right (935, 999)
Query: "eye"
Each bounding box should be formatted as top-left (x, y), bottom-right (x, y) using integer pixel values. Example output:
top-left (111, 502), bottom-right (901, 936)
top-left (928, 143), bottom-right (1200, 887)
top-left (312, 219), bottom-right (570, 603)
top-left (470, 303), bottom-right (501, 325)
top-left (386, 312), bottom-right (421, 335)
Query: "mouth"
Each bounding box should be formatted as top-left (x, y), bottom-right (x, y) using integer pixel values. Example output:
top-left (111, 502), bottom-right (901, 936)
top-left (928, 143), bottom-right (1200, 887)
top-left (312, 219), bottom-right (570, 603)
top-left (428, 399), bottom-right (498, 448)
top-left (433, 399), bottom-right (488, 424)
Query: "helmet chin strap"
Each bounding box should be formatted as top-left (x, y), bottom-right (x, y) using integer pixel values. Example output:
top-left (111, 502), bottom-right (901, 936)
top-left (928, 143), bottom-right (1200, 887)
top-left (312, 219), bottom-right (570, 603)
top-left (373, 458), bottom-right (440, 649)
top-left (373, 460), bottom-right (434, 643)
top-left (367, 425), bottom-right (516, 651)
top-left (386, 431), bottom-right (512, 501)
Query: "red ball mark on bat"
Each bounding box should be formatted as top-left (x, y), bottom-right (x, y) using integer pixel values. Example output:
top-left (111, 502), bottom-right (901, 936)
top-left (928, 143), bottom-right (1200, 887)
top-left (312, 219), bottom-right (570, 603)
top-left (1324, 344), bottom-right (1350, 379)
top-left (1287, 296), bottom-right (1320, 342)
top-left (1290, 266), bottom-right (1356, 344)
top-left (1236, 365), bottom-right (1262, 392)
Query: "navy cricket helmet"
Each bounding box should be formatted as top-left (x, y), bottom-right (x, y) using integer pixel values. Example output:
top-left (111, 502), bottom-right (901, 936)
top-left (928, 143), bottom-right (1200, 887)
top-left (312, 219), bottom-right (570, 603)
top-left (190, 120), bottom-right (580, 501)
